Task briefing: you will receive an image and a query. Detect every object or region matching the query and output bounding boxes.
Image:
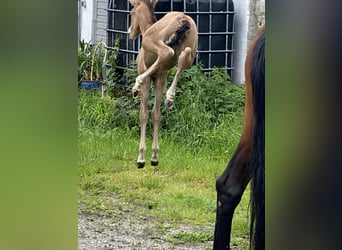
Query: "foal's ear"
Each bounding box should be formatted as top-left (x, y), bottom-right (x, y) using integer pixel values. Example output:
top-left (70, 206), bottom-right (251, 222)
top-left (150, 0), bottom-right (158, 7)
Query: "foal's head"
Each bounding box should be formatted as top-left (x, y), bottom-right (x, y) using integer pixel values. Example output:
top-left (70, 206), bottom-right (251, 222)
top-left (128, 0), bottom-right (158, 40)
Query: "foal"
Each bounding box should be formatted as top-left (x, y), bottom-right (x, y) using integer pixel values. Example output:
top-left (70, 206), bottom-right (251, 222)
top-left (214, 26), bottom-right (265, 249)
top-left (128, 0), bottom-right (198, 168)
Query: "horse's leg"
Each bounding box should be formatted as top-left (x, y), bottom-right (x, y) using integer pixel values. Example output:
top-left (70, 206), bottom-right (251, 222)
top-left (137, 78), bottom-right (150, 168)
top-left (150, 72), bottom-right (167, 166)
top-left (165, 47), bottom-right (193, 108)
top-left (132, 42), bottom-right (174, 99)
top-left (132, 51), bottom-right (146, 99)
top-left (214, 142), bottom-right (253, 249)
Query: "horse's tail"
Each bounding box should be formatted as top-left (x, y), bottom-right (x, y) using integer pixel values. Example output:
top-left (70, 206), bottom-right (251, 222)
top-left (165, 19), bottom-right (190, 47)
top-left (250, 26), bottom-right (265, 250)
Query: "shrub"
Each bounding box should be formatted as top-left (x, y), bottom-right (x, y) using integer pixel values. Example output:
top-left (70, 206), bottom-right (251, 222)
top-left (78, 55), bottom-right (245, 148)
top-left (78, 41), bottom-right (93, 82)
top-left (119, 63), bottom-right (245, 147)
top-left (78, 40), bottom-right (120, 88)
top-left (160, 65), bottom-right (244, 145)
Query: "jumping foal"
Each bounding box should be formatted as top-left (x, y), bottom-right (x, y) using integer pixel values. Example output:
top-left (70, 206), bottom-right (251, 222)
top-left (128, 0), bottom-right (198, 168)
top-left (214, 26), bottom-right (265, 249)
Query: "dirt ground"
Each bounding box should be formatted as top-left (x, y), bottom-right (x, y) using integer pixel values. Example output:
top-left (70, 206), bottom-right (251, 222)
top-left (78, 197), bottom-right (213, 250)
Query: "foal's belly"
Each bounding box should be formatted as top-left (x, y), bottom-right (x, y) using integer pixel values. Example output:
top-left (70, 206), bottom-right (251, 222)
top-left (144, 51), bottom-right (177, 70)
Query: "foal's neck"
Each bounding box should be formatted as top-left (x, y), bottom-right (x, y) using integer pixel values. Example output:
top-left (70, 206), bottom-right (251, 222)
top-left (138, 4), bottom-right (156, 36)
top-left (139, 21), bottom-right (153, 36)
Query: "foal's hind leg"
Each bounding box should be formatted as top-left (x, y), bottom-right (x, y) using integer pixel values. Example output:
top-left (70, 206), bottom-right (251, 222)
top-left (151, 72), bottom-right (167, 166)
top-left (165, 47), bottom-right (193, 108)
top-left (214, 143), bottom-right (253, 249)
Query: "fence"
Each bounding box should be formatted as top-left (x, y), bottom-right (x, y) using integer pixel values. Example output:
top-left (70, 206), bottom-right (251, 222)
top-left (107, 0), bottom-right (235, 75)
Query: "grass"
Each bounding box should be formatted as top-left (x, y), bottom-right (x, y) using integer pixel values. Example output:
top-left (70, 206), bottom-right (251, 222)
top-left (78, 111), bottom-right (251, 249)
top-left (167, 231), bottom-right (213, 245)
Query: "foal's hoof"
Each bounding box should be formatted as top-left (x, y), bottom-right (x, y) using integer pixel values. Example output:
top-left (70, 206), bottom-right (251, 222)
top-left (151, 160), bottom-right (158, 166)
top-left (137, 161), bottom-right (145, 168)
top-left (132, 89), bottom-right (140, 99)
top-left (165, 99), bottom-right (174, 109)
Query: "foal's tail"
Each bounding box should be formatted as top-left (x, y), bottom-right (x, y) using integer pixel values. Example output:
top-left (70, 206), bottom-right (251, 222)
top-left (250, 26), bottom-right (265, 250)
top-left (165, 19), bottom-right (190, 47)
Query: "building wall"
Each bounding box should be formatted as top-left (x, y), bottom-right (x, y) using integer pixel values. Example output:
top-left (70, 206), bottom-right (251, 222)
top-left (94, 0), bottom-right (108, 43)
top-left (79, 0), bottom-right (95, 42)
top-left (78, 0), bottom-right (108, 43)
top-left (232, 0), bottom-right (265, 84)
top-left (231, 0), bottom-right (250, 84)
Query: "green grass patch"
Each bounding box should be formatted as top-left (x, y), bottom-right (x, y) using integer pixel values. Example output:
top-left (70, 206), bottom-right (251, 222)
top-left (79, 122), bottom-right (250, 249)
top-left (78, 64), bottom-right (249, 249)
top-left (168, 231), bottom-right (214, 244)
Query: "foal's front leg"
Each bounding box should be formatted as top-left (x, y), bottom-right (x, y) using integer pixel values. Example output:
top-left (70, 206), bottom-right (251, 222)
top-left (150, 72), bottom-right (167, 166)
top-left (132, 51), bottom-right (146, 99)
top-left (132, 42), bottom-right (174, 99)
top-left (137, 80), bottom-right (150, 168)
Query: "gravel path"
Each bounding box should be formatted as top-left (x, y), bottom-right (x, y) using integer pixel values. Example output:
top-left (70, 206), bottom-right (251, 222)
top-left (78, 197), bottom-right (213, 250)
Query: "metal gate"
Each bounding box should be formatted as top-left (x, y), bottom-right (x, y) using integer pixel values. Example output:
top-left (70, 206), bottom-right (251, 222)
top-left (107, 0), bottom-right (235, 75)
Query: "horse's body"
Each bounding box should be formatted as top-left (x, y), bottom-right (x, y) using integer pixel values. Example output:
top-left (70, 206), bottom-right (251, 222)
top-left (128, 0), bottom-right (198, 168)
top-left (214, 26), bottom-right (265, 249)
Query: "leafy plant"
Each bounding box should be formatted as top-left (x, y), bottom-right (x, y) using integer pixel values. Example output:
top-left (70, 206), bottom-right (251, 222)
top-left (78, 40), bottom-right (120, 86)
top-left (78, 40), bottom-right (93, 81)
top-left (101, 40), bottom-right (121, 95)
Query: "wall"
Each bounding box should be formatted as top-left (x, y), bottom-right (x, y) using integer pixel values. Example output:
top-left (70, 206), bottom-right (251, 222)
top-left (79, 0), bottom-right (95, 42)
top-left (231, 0), bottom-right (250, 84)
top-left (232, 0), bottom-right (265, 84)
top-left (94, 0), bottom-right (108, 43)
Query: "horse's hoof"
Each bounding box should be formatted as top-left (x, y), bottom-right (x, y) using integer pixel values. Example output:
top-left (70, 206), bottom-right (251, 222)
top-left (151, 160), bottom-right (158, 166)
top-left (132, 89), bottom-right (140, 99)
top-left (165, 99), bottom-right (174, 109)
top-left (137, 162), bottom-right (145, 168)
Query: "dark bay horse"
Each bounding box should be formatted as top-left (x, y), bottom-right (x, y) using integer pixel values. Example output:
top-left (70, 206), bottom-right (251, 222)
top-left (214, 26), bottom-right (265, 249)
top-left (127, 0), bottom-right (198, 168)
